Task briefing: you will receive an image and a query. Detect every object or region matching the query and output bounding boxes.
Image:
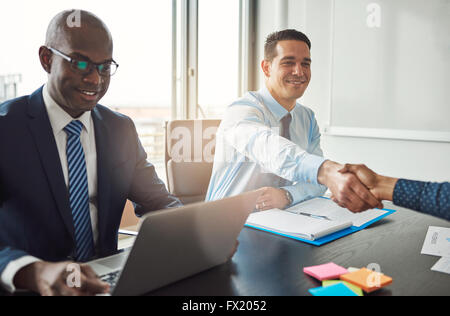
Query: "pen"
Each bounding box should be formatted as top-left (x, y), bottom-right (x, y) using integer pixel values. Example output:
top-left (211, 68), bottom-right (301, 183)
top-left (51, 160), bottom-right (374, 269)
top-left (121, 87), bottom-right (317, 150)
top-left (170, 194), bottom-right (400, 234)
top-left (284, 210), bottom-right (331, 221)
top-left (299, 212), bottom-right (332, 221)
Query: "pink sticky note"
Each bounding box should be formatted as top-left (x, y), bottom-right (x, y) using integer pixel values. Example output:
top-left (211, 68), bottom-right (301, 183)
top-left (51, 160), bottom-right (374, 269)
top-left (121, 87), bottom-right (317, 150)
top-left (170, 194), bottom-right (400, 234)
top-left (303, 262), bottom-right (348, 281)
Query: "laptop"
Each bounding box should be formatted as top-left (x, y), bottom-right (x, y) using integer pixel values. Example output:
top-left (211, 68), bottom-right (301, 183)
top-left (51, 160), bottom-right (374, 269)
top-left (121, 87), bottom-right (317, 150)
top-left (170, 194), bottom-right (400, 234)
top-left (88, 190), bottom-right (260, 296)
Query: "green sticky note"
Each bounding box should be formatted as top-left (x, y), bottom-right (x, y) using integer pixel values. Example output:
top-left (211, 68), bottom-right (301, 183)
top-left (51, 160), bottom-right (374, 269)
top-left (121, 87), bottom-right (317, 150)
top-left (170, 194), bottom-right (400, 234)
top-left (323, 280), bottom-right (363, 296)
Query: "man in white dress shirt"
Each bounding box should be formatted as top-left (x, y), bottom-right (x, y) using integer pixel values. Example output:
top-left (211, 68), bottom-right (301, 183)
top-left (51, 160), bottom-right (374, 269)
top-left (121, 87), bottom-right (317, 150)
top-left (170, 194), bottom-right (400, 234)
top-left (206, 29), bottom-right (382, 213)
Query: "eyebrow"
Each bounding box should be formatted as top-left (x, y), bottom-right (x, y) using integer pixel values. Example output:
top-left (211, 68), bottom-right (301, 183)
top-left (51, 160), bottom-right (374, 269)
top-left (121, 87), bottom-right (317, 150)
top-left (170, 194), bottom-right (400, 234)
top-left (280, 56), bottom-right (312, 63)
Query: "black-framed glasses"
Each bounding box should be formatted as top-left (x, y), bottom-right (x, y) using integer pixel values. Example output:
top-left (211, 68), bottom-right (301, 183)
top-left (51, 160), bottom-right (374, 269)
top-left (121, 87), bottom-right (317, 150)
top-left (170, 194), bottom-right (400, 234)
top-left (48, 47), bottom-right (119, 77)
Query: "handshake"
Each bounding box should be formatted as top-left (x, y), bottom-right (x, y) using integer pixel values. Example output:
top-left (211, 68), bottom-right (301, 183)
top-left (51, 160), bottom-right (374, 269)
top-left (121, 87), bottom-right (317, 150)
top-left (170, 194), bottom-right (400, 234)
top-left (318, 161), bottom-right (398, 213)
top-left (256, 160), bottom-right (398, 213)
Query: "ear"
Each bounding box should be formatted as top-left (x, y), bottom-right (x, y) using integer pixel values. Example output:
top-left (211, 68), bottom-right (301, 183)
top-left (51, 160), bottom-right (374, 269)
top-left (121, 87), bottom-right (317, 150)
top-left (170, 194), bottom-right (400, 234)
top-left (39, 46), bottom-right (52, 74)
top-left (261, 59), bottom-right (271, 78)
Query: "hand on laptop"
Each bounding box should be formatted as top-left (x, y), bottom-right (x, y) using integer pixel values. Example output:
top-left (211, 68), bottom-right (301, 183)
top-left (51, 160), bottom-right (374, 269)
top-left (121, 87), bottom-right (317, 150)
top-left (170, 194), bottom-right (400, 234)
top-left (255, 187), bottom-right (290, 211)
top-left (14, 261), bottom-right (110, 296)
top-left (318, 160), bottom-right (383, 213)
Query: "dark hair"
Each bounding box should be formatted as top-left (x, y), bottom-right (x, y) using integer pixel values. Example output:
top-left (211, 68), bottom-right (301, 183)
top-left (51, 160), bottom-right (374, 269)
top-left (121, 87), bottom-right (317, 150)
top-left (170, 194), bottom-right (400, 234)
top-left (264, 29), bottom-right (311, 61)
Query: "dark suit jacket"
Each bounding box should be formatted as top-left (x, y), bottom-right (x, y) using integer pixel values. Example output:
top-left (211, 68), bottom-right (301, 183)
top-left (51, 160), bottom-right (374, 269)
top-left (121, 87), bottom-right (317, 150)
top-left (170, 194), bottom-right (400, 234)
top-left (0, 87), bottom-right (181, 275)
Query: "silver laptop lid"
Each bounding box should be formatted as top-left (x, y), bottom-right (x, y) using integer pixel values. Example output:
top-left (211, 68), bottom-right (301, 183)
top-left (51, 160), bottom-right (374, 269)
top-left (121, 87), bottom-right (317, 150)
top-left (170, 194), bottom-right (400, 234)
top-left (112, 190), bottom-right (260, 296)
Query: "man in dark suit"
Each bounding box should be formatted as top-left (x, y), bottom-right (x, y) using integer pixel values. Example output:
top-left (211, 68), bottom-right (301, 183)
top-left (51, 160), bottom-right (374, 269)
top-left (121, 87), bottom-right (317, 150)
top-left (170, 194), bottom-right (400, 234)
top-left (0, 10), bottom-right (181, 295)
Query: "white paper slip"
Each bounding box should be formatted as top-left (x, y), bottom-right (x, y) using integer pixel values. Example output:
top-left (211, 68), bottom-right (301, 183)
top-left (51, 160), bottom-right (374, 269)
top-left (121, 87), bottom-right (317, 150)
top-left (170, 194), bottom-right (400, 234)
top-left (420, 226), bottom-right (450, 257)
top-left (431, 257), bottom-right (450, 275)
top-left (246, 209), bottom-right (353, 241)
top-left (284, 197), bottom-right (389, 228)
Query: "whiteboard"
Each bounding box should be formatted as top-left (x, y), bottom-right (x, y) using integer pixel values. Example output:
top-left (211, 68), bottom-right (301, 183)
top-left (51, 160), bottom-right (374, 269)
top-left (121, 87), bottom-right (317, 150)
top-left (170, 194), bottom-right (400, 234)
top-left (328, 0), bottom-right (450, 142)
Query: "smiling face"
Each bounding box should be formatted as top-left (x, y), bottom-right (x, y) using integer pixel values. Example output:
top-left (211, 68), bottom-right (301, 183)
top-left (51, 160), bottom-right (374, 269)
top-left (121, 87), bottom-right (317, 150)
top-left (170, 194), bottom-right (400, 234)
top-left (262, 40), bottom-right (311, 111)
top-left (39, 11), bottom-right (113, 118)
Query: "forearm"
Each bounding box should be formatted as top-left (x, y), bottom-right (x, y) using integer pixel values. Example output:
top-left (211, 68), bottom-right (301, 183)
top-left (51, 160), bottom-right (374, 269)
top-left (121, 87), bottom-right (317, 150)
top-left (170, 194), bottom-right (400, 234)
top-left (130, 168), bottom-right (182, 216)
top-left (375, 175), bottom-right (398, 201)
top-left (393, 179), bottom-right (450, 221)
top-left (223, 120), bottom-right (326, 185)
top-left (130, 164), bottom-right (182, 215)
top-left (128, 120), bottom-right (182, 215)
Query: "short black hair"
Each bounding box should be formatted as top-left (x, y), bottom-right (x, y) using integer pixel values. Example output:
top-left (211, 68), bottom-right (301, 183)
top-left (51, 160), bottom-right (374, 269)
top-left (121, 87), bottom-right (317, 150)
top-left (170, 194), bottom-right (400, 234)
top-left (264, 29), bottom-right (311, 61)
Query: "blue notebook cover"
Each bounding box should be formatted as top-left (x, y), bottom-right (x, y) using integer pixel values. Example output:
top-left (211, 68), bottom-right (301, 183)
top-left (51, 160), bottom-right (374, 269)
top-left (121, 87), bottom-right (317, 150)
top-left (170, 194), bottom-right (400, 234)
top-left (244, 197), bottom-right (396, 246)
top-left (309, 283), bottom-right (358, 296)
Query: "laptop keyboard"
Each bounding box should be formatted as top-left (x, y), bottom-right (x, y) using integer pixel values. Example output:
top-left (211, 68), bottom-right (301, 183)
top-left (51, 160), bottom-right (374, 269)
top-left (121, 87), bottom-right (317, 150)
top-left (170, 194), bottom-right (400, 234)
top-left (100, 270), bottom-right (121, 289)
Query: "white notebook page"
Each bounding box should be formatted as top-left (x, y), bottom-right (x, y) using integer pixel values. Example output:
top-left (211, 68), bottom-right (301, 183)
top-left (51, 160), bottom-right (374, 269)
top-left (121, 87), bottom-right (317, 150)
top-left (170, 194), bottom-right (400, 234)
top-left (246, 209), bottom-right (352, 241)
top-left (285, 197), bottom-right (389, 228)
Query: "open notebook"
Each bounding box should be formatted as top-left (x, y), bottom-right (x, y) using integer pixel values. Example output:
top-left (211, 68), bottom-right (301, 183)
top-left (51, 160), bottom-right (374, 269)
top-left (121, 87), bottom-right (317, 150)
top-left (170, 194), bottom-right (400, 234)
top-left (245, 197), bottom-right (395, 246)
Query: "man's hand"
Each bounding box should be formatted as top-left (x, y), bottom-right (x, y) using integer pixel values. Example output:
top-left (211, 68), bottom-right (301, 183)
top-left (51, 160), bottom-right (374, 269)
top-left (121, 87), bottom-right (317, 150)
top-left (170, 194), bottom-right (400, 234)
top-left (337, 164), bottom-right (398, 202)
top-left (255, 187), bottom-right (290, 211)
top-left (13, 261), bottom-right (110, 296)
top-left (318, 160), bottom-right (383, 212)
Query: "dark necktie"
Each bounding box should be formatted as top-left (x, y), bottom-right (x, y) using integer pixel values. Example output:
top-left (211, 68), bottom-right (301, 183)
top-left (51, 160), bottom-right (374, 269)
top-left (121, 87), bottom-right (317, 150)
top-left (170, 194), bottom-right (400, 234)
top-left (64, 120), bottom-right (95, 262)
top-left (278, 113), bottom-right (293, 188)
top-left (281, 113), bottom-right (292, 140)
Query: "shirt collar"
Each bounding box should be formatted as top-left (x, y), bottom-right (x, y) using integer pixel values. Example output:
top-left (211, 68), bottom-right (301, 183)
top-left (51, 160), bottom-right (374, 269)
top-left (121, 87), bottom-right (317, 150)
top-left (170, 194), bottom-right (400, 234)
top-left (258, 84), bottom-right (291, 122)
top-left (42, 83), bottom-right (92, 135)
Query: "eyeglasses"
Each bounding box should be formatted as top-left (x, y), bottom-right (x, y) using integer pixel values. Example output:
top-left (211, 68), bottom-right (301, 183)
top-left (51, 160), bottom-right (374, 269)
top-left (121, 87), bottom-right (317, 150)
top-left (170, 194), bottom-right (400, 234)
top-left (48, 47), bottom-right (119, 77)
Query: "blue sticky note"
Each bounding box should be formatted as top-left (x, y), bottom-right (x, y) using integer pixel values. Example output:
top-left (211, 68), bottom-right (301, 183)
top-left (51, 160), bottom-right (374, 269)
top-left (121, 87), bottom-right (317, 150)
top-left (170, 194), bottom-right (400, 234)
top-left (308, 283), bottom-right (358, 296)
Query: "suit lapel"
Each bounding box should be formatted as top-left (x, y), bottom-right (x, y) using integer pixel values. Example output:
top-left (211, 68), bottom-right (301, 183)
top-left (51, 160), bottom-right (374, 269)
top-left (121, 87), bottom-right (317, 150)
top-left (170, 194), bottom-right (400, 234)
top-left (27, 87), bottom-right (75, 241)
top-left (92, 107), bottom-right (112, 248)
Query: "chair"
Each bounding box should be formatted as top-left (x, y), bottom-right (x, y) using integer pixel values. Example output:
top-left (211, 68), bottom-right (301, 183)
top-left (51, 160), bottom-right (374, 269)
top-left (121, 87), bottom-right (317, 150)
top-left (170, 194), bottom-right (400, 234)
top-left (119, 200), bottom-right (139, 228)
top-left (165, 119), bottom-right (221, 204)
top-left (119, 119), bottom-right (220, 231)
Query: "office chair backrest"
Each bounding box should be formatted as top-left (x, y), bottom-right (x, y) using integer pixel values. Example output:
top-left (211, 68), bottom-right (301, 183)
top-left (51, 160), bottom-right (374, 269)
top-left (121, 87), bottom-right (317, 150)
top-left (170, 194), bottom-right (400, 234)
top-left (165, 119), bottom-right (221, 204)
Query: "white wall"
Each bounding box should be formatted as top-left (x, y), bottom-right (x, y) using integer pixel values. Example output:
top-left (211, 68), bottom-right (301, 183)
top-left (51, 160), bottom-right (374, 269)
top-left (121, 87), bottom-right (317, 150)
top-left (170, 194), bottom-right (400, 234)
top-left (255, 0), bottom-right (450, 182)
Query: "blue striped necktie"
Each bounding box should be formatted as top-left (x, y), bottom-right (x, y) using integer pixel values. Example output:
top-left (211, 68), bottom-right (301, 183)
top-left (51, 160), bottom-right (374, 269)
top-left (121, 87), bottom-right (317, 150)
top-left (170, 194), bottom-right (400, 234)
top-left (64, 120), bottom-right (95, 262)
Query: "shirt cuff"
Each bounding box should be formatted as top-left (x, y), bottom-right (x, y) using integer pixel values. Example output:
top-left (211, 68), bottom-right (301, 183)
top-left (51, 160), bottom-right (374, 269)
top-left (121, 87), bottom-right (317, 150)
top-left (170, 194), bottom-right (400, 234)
top-left (1, 256), bottom-right (41, 293)
top-left (296, 155), bottom-right (327, 185)
top-left (282, 186), bottom-right (298, 207)
top-left (282, 184), bottom-right (328, 207)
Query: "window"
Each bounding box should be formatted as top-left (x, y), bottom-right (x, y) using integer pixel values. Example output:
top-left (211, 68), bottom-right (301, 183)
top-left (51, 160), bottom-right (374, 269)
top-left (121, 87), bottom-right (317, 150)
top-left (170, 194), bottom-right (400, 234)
top-left (197, 0), bottom-right (241, 118)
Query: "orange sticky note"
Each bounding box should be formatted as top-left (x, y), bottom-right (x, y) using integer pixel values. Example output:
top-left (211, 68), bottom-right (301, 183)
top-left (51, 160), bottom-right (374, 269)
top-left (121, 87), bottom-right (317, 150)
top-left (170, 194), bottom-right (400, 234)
top-left (340, 268), bottom-right (393, 293)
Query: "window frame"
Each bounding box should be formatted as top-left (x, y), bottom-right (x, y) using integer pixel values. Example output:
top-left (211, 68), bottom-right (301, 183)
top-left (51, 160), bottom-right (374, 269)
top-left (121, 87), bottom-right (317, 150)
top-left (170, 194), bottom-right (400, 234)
top-left (172, 0), bottom-right (256, 120)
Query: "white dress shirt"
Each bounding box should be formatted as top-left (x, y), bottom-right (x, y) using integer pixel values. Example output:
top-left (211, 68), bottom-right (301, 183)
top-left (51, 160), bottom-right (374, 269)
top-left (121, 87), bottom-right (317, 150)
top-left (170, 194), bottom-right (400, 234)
top-left (0, 84), bottom-right (99, 292)
top-left (206, 84), bottom-right (327, 205)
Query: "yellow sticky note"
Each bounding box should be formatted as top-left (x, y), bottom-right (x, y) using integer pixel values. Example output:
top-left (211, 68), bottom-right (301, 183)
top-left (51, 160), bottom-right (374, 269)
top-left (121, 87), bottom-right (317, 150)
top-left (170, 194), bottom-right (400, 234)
top-left (322, 280), bottom-right (364, 296)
